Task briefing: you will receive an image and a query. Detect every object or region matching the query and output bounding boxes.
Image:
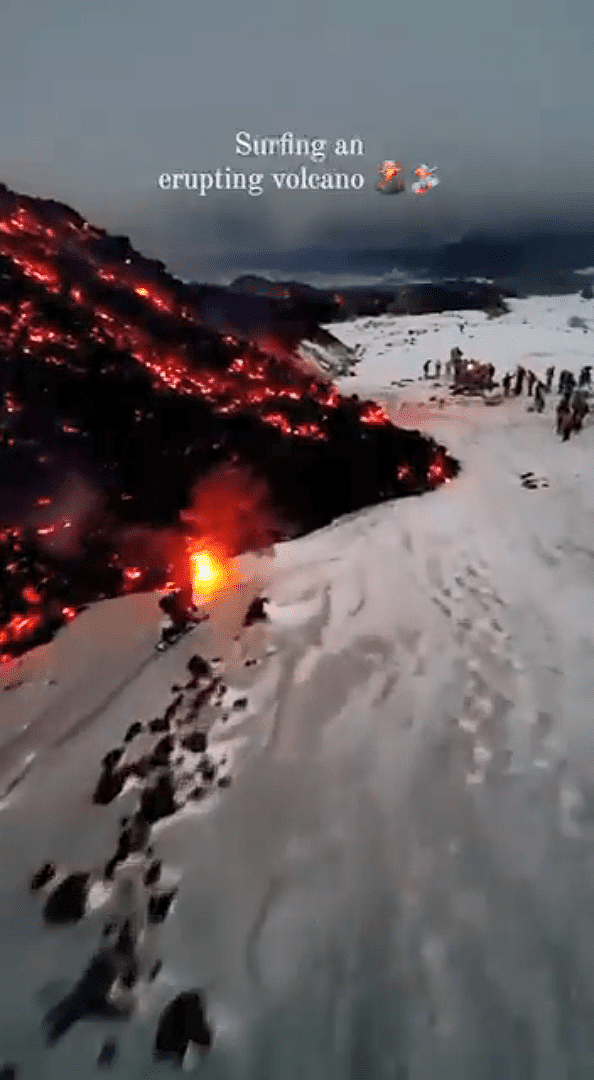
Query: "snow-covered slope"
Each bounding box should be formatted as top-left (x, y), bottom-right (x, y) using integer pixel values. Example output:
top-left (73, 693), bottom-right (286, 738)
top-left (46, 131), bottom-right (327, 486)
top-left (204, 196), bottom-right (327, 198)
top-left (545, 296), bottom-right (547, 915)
top-left (1, 296), bottom-right (594, 1078)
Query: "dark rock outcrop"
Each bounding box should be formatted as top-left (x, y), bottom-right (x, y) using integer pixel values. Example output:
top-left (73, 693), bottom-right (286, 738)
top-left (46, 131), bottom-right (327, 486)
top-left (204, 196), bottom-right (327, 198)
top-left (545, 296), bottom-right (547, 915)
top-left (43, 873), bottom-right (89, 924)
top-left (153, 991), bottom-right (212, 1064)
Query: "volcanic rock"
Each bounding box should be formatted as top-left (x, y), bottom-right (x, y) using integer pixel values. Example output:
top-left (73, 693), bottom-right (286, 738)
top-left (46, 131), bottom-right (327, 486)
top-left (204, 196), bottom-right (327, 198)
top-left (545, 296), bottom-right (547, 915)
top-left (43, 873), bottom-right (89, 924)
top-left (181, 730), bottom-right (207, 754)
top-left (93, 768), bottom-right (126, 805)
top-left (103, 858), bottom-right (118, 881)
top-left (97, 1040), bottom-right (118, 1068)
top-left (147, 888), bottom-right (178, 924)
top-left (164, 693), bottom-right (184, 722)
top-left (127, 755), bottom-right (152, 780)
top-left (187, 654), bottom-right (211, 677)
top-left (243, 597), bottom-right (268, 626)
top-left (150, 735), bottom-right (174, 768)
top-left (140, 773), bottom-right (177, 823)
top-left (29, 862), bottom-right (56, 891)
top-left (153, 991), bottom-right (212, 1064)
top-left (143, 859), bottom-right (162, 887)
top-left (101, 748), bottom-right (124, 770)
top-left (116, 813), bottom-right (150, 859)
top-left (199, 757), bottom-right (216, 784)
top-left (148, 716), bottom-right (170, 734)
top-left (148, 960), bottom-right (163, 982)
top-left (124, 722), bottom-right (143, 743)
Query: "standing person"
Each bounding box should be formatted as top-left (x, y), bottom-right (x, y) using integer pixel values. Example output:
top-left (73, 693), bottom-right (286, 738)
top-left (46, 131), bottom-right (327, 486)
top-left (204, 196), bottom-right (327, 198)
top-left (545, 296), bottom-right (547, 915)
top-left (566, 371), bottom-right (576, 395)
top-left (579, 365), bottom-right (592, 388)
top-left (556, 394), bottom-right (571, 436)
top-left (514, 366), bottom-right (526, 395)
top-left (423, 359), bottom-right (431, 379)
top-left (502, 372), bottom-right (512, 397)
top-left (487, 363), bottom-right (495, 386)
top-left (571, 389), bottom-right (589, 431)
top-left (558, 370), bottom-right (568, 395)
top-left (435, 360), bottom-right (441, 379)
top-left (561, 409), bottom-right (574, 441)
top-left (526, 370), bottom-right (536, 396)
top-left (545, 365), bottom-right (555, 392)
top-left (534, 381), bottom-right (546, 412)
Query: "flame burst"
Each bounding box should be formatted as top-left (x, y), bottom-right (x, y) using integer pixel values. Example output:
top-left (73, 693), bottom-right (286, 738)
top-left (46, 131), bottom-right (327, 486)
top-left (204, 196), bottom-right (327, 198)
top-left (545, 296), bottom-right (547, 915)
top-left (190, 548), bottom-right (231, 602)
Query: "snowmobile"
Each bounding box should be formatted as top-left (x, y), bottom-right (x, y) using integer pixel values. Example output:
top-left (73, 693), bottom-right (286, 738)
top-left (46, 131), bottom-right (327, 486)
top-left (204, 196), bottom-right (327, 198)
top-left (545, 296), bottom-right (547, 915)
top-left (452, 358), bottom-right (494, 394)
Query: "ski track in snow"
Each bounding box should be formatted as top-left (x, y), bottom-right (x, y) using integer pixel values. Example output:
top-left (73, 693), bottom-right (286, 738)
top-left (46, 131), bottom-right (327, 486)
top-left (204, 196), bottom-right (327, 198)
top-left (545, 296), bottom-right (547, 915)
top-left (1, 296), bottom-right (594, 1077)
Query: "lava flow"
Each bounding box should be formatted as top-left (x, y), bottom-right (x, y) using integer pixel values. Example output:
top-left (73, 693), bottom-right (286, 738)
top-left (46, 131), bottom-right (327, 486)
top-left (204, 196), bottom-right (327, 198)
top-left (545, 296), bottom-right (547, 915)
top-left (0, 181), bottom-right (459, 659)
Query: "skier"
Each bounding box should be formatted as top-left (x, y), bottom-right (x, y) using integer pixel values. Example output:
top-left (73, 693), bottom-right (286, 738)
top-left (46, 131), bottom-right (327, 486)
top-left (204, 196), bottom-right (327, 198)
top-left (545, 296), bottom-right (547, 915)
top-left (435, 360), bottom-right (441, 379)
top-left (545, 365), bottom-right (555, 392)
top-left (514, 366), bottom-right (526, 395)
top-left (571, 389), bottom-right (589, 431)
top-left (526, 370), bottom-right (536, 396)
top-left (534, 381), bottom-right (546, 413)
top-left (502, 372), bottom-right (512, 397)
top-left (422, 359), bottom-right (431, 379)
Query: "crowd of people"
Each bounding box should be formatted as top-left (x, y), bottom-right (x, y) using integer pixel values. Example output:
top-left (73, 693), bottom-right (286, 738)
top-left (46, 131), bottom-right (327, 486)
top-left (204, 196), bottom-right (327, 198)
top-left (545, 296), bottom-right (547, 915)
top-left (500, 362), bottom-right (591, 441)
top-left (422, 350), bottom-right (591, 443)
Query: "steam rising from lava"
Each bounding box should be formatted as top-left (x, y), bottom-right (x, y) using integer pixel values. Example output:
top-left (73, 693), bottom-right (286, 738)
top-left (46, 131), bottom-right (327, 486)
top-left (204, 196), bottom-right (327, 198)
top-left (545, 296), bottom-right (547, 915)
top-left (180, 464), bottom-right (286, 559)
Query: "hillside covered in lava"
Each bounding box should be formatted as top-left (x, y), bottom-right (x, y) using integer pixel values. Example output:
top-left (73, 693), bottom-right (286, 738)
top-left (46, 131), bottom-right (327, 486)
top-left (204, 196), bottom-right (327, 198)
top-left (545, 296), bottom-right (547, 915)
top-left (0, 182), bottom-right (458, 659)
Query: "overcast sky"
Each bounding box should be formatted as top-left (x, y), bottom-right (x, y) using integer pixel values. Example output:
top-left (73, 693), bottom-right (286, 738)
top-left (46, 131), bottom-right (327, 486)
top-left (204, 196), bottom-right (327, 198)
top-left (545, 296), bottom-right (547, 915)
top-left (1, 0), bottom-right (593, 279)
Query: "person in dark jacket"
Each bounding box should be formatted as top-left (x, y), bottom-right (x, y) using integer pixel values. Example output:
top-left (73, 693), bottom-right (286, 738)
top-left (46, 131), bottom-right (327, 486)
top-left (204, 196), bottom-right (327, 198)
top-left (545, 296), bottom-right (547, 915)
top-left (526, 370), bottom-right (536, 396)
top-left (502, 372), bottom-right (512, 397)
top-left (534, 381), bottom-right (546, 413)
top-left (422, 359), bottom-right (431, 378)
top-left (514, 366), bottom-right (526, 395)
top-left (557, 395), bottom-right (572, 438)
top-left (545, 366), bottom-right (555, 392)
top-left (571, 389), bottom-right (589, 431)
top-left (579, 365), bottom-right (592, 388)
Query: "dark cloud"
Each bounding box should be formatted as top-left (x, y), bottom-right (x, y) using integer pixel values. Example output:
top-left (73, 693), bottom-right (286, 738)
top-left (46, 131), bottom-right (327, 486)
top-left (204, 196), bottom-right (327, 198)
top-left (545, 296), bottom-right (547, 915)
top-left (1, 0), bottom-right (593, 282)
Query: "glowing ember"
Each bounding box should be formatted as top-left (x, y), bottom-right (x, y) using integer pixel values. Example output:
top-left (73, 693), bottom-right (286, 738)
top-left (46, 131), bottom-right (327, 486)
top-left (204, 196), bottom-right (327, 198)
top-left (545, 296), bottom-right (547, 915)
top-left (190, 549), bottom-right (230, 602)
